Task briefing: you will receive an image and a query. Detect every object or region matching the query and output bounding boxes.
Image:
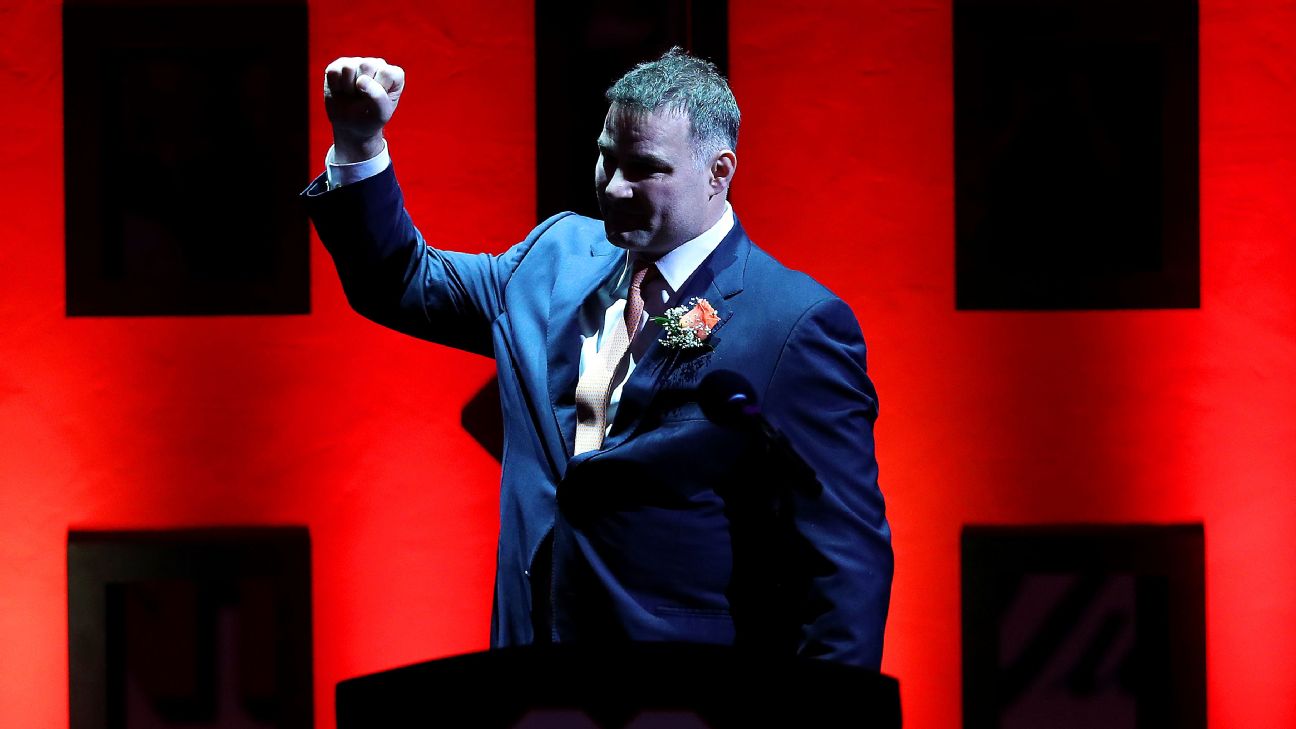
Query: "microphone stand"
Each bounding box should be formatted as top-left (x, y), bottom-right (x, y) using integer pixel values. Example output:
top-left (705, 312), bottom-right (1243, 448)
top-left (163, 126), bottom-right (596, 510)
top-left (697, 370), bottom-right (824, 655)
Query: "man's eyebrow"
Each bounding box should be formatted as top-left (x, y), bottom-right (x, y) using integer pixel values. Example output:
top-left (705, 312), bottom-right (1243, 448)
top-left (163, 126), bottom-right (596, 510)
top-left (632, 151), bottom-right (672, 167)
top-left (621, 149), bottom-right (673, 168)
top-left (596, 139), bottom-right (672, 169)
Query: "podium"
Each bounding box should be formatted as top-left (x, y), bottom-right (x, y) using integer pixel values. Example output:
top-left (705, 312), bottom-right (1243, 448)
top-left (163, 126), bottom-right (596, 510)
top-left (337, 642), bottom-right (900, 728)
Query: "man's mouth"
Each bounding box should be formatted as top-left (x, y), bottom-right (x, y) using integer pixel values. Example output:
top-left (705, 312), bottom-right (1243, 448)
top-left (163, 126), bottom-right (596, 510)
top-left (605, 211), bottom-right (647, 230)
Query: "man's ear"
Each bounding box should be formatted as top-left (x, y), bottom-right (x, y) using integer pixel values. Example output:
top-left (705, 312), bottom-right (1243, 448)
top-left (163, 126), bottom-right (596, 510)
top-left (709, 150), bottom-right (737, 197)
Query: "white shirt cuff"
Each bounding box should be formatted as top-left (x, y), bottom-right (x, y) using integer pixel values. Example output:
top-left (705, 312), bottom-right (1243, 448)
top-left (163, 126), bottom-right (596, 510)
top-left (325, 140), bottom-right (391, 189)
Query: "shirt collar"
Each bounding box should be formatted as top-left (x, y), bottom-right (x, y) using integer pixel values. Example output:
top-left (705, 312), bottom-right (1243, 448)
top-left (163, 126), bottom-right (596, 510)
top-left (630, 202), bottom-right (734, 293)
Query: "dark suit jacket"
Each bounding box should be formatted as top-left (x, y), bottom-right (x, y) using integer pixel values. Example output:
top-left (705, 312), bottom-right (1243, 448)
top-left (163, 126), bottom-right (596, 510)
top-left (304, 164), bottom-right (892, 668)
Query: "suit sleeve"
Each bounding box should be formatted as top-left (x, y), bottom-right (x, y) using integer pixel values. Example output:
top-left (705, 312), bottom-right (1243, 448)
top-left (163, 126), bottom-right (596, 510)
top-left (762, 296), bottom-right (893, 669)
top-left (302, 163), bottom-right (556, 356)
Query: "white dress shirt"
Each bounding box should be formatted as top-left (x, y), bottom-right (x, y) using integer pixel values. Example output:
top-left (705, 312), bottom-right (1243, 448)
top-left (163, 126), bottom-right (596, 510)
top-left (325, 142), bottom-right (392, 188)
top-left (578, 207), bottom-right (733, 431)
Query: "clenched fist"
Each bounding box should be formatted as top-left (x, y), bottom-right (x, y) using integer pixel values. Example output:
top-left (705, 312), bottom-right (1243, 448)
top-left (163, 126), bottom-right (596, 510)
top-left (323, 57), bottom-right (405, 163)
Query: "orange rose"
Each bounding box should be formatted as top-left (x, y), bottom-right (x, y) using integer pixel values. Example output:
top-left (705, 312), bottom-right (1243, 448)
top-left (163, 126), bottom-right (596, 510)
top-left (678, 299), bottom-right (720, 340)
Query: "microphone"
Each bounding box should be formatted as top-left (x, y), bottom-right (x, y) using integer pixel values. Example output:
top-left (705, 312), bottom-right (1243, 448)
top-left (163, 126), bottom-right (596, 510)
top-left (698, 369), bottom-right (760, 425)
top-left (698, 370), bottom-right (822, 496)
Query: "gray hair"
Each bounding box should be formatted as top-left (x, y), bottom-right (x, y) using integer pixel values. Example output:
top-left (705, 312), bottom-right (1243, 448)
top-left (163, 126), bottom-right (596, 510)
top-left (605, 47), bottom-right (740, 166)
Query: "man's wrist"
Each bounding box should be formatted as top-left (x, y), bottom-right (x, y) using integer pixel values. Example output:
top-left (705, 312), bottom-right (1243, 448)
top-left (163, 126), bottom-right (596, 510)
top-left (332, 133), bottom-right (386, 164)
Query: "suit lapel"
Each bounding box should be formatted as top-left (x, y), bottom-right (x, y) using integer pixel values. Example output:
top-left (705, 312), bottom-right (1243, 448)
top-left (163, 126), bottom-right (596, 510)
top-left (598, 219), bottom-right (751, 453)
top-left (546, 238), bottom-right (623, 460)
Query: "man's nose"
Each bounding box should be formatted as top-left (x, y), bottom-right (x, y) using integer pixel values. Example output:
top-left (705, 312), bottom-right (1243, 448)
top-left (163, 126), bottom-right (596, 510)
top-left (603, 168), bottom-right (633, 199)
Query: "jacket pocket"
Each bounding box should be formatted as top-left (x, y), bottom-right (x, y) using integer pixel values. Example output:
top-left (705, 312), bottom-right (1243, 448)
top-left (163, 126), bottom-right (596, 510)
top-left (653, 605), bottom-right (736, 643)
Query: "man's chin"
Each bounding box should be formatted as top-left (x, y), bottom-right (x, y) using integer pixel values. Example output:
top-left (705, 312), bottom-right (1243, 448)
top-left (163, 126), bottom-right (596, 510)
top-left (604, 226), bottom-right (648, 250)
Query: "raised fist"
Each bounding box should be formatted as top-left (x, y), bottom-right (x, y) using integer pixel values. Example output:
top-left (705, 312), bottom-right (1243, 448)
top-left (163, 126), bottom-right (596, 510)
top-left (323, 57), bottom-right (405, 162)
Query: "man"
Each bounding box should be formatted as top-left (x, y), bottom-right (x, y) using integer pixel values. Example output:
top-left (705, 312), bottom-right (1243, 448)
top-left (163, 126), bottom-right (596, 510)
top-left (303, 49), bottom-right (892, 668)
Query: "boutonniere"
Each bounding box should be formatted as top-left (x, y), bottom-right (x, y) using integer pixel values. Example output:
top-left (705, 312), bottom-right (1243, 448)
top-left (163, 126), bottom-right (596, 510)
top-left (651, 297), bottom-right (721, 351)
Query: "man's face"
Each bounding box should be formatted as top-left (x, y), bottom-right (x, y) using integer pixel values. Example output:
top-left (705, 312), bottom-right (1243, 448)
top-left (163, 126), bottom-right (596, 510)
top-left (595, 104), bottom-right (716, 256)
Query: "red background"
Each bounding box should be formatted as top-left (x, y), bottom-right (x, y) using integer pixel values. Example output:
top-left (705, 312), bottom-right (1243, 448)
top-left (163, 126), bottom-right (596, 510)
top-left (2, 1), bottom-right (1294, 727)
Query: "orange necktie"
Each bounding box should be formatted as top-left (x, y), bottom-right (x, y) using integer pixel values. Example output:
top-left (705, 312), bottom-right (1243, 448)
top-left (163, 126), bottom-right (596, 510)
top-left (573, 261), bottom-right (655, 454)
